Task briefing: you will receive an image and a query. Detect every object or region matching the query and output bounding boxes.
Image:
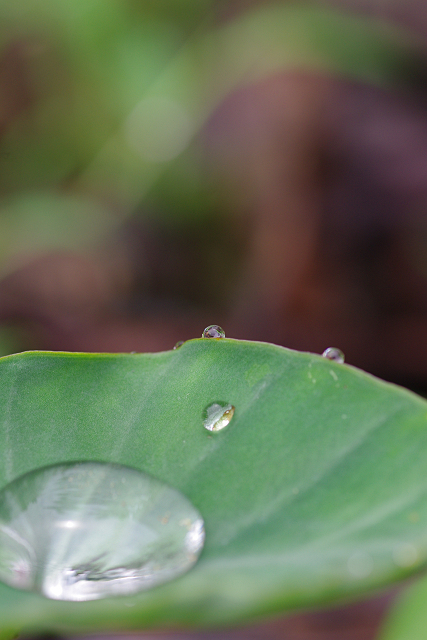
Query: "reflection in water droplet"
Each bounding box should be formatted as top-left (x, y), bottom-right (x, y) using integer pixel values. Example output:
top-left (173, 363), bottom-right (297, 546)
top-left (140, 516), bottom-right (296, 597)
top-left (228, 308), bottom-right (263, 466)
top-left (202, 325), bottom-right (225, 339)
top-left (322, 347), bottom-right (345, 364)
top-left (392, 542), bottom-right (418, 567)
top-left (203, 403), bottom-right (235, 432)
top-left (173, 341), bottom-right (184, 350)
top-left (0, 462), bottom-right (205, 601)
top-left (347, 551), bottom-right (373, 578)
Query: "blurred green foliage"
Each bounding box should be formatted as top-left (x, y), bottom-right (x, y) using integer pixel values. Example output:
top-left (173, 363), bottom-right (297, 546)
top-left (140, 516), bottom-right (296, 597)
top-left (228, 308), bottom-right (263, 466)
top-left (0, 0), bottom-right (422, 278)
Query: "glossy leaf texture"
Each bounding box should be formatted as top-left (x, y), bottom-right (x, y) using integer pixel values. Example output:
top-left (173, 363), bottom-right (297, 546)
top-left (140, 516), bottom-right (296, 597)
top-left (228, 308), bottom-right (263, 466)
top-left (0, 339), bottom-right (427, 634)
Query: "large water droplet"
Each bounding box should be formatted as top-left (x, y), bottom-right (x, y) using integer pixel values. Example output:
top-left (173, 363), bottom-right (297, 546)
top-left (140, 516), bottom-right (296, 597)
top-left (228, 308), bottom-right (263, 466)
top-left (202, 325), bottom-right (225, 339)
top-left (322, 347), bottom-right (345, 364)
top-left (0, 462), bottom-right (205, 601)
top-left (203, 403), bottom-right (235, 432)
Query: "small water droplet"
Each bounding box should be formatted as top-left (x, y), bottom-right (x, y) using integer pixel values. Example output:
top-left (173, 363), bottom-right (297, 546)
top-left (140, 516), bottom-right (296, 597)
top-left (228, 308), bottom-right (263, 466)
top-left (202, 325), bottom-right (225, 339)
top-left (173, 341), bottom-right (184, 350)
top-left (322, 347), bottom-right (345, 364)
top-left (203, 403), bottom-right (234, 432)
top-left (0, 462), bottom-right (205, 601)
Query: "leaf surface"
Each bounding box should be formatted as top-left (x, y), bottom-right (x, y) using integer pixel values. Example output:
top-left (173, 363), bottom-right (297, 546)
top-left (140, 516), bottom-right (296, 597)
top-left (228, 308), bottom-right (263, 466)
top-left (0, 339), bottom-right (426, 633)
top-left (378, 575), bottom-right (427, 640)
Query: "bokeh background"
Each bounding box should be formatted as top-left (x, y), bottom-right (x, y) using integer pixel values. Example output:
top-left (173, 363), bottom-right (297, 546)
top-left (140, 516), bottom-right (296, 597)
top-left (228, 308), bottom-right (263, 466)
top-left (2, 0), bottom-right (427, 389)
top-left (2, 0), bottom-right (427, 637)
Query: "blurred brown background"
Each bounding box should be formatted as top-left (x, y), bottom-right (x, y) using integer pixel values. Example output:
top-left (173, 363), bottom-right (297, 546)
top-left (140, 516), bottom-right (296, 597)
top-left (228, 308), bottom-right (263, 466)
top-left (1, 0), bottom-right (427, 391)
top-left (2, 0), bottom-right (427, 637)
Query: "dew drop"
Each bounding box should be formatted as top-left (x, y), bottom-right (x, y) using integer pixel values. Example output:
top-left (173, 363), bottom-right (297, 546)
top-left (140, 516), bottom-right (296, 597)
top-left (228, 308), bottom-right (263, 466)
top-left (202, 325), bottom-right (225, 339)
top-left (203, 403), bottom-right (234, 432)
top-left (173, 341), bottom-right (184, 350)
top-left (322, 347), bottom-right (345, 364)
top-left (0, 462), bottom-right (205, 601)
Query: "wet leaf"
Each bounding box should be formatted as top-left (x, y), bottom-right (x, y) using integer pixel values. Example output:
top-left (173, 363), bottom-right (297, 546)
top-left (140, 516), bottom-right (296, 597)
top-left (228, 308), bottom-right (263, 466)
top-left (0, 339), bottom-right (426, 633)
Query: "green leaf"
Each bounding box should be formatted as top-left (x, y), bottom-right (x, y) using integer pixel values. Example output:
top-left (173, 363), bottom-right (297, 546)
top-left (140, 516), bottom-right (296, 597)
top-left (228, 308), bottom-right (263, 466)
top-left (378, 575), bottom-right (427, 640)
top-left (0, 339), bottom-right (427, 634)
